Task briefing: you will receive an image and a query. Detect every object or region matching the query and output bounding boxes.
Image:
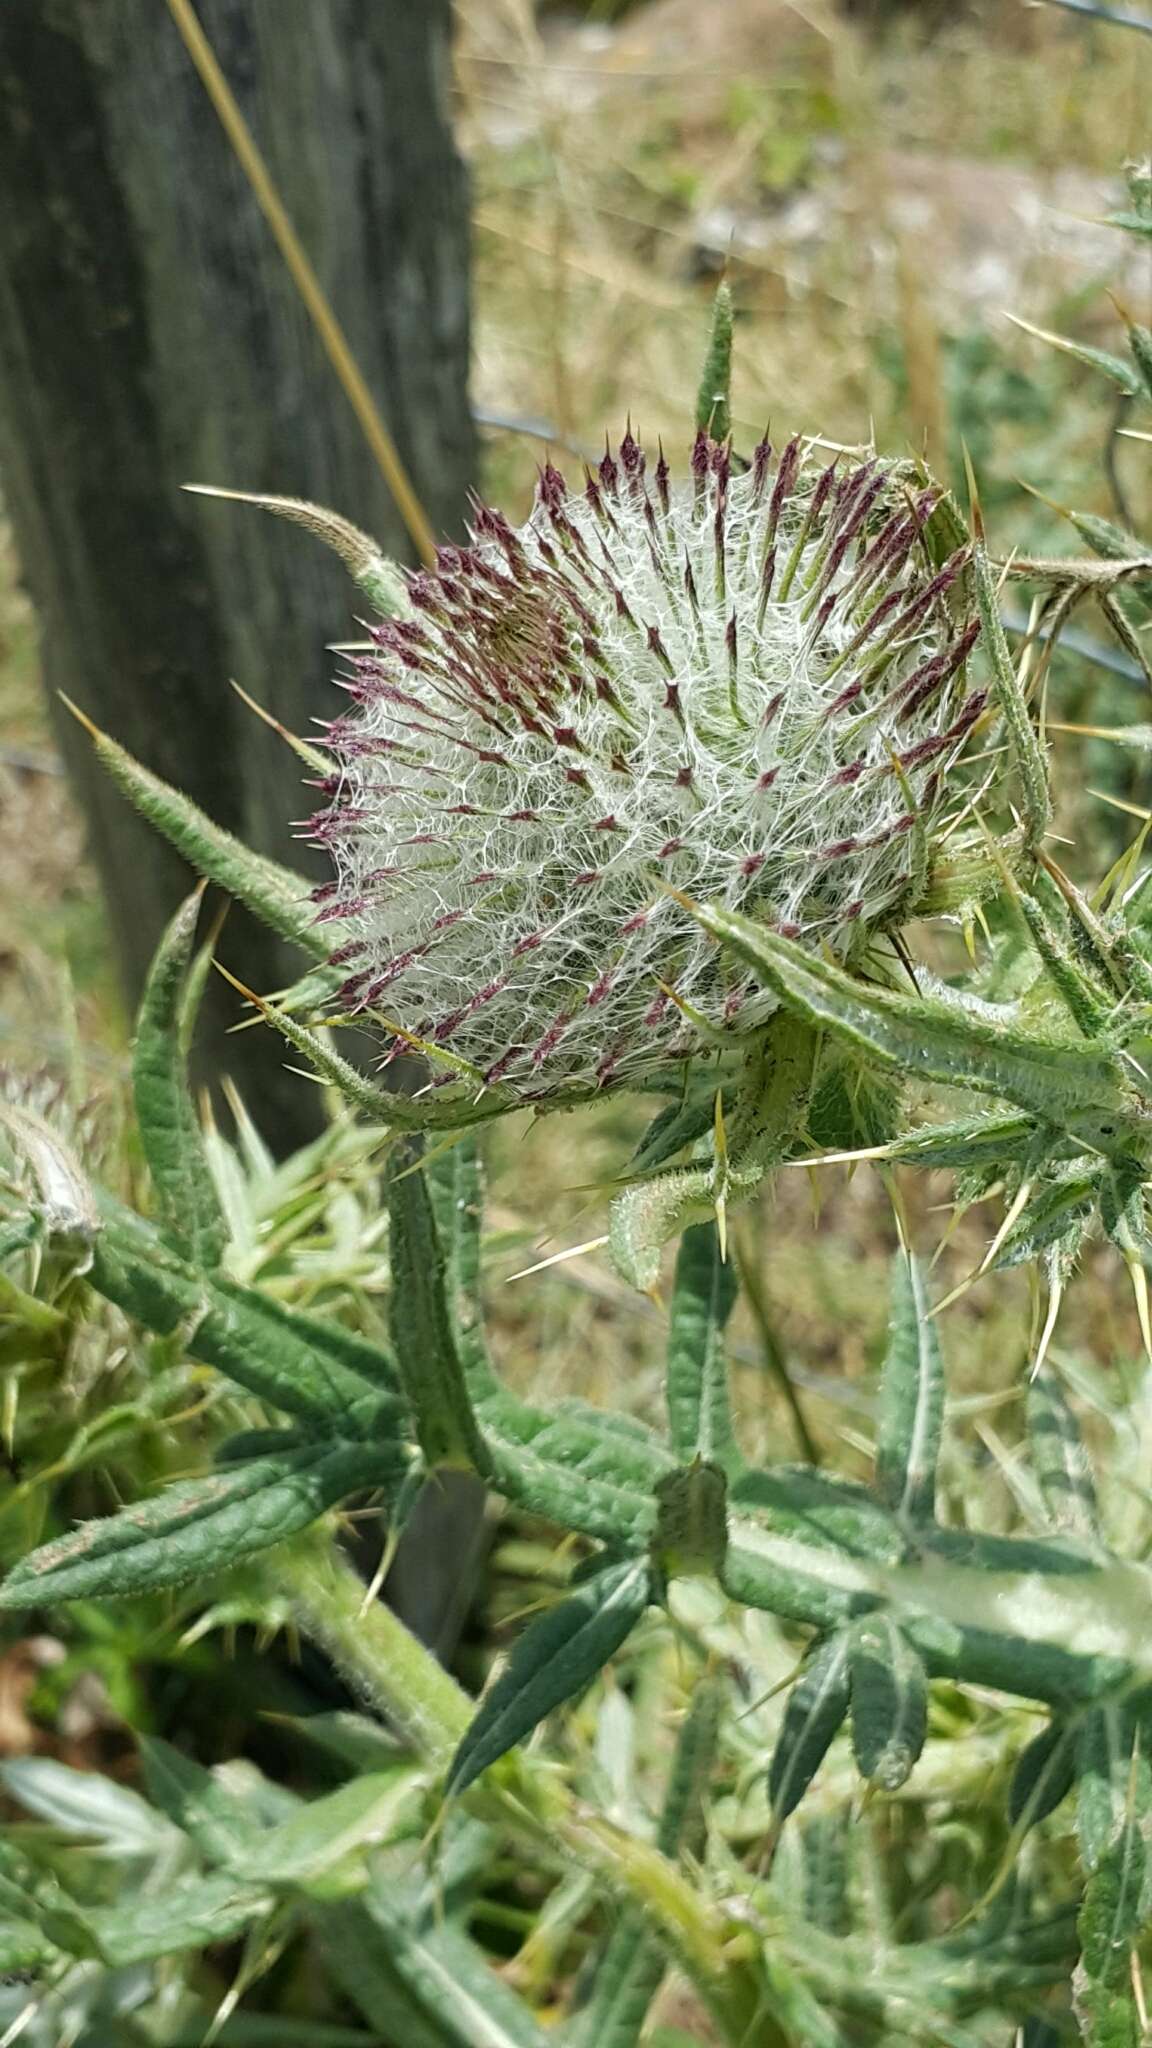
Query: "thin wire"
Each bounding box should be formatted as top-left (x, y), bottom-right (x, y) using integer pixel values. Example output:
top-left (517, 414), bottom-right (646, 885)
top-left (1033, 0), bottom-right (1152, 33)
top-left (164, 0), bottom-right (438, 566)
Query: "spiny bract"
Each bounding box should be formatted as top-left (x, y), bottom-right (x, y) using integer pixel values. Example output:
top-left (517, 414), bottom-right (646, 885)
top-left (312, 431), bottom-right (983, 1098)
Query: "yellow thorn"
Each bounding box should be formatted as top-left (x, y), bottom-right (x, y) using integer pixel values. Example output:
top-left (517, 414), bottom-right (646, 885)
top-left (713, 1089), bottom-right (729, 1170)
top-left (879, 1166), bottom-right (910, 1252)
top-left (961, 440), bottom-right (984, 542)
top-left (713, 1090), bottom-right (730, 1260)
top-left (977, 1179), bottom-right (1033, 1278)
top-left (229, 679), bottom-right (331, 772)
top-left (1050, 720), bottom-right (1139, 740)
top-left (927, 1269), bottom-right (980, 1320)
top-left (370, 1011), bottom-right (485, 1084)
top-left (1030, 1279), bottom-right (1063, 1380)
top-left (213, 959), bottom-right (268, 1010)
top-left (1089, 788), bottom-right (1151, 823)
top-left (660, 882), bottom-right (704, 917)
top-left (1126, 1251), bottom-right (1152, 1366)
top-left (715, 1190), bottom-right (728, 1263)
top-left (1098, 817), bottom-right (1152, 909)
top-left (357, 1534), bottom-right (395, 1621)
top-left (2, 1376), bottom-right (17, 1459)
top-left (777, 1143), bottom-right (893, 1169)
top-left (56, 692), bottom-right (103, 743)
top-left (1012, 475), bottom-right (1072, 520)
top-left (927, 1194), bottom-right (980, 1272)
top-left (503, 1236), bottom-right (610, 1285)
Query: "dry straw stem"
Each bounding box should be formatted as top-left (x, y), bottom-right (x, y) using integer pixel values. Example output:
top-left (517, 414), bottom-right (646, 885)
top-left (164, 0), bottom-right (437, 566)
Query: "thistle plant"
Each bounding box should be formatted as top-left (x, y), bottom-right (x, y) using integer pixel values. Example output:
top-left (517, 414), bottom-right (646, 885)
top-left (10, 291), bottom-right (1152, 2041)
top-left (316, 426), bottom-right (983, 1102)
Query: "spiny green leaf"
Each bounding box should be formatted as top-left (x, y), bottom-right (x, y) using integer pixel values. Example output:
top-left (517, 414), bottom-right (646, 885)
top-left (388, 1141), bottom-right (492, 1473)
top-left (232, 989), bottom-right (520, 1132)
top-left (885, 1113), bottom-right (1044, 1172)
top-left (0, 1838), bottom-right (99, 1960)
top-left (0, 1439), bottom-right (395, 1607)
top-left (140, 1736), bottom-right (255, 1863)
top-left (91, 1199), bottom-right (401, 1431)
top-left (630, 1090), bottom-right (719, 1175)
top-left (1008, 1718), bottom-right (1077, 1829)
top-left (445, 1556), bottom-right (653, 1798)
top-left (1028, 1366), bottom-right (1100, 1539)
top-left (768, 1631), bottom-right (851, 1824)
top-left (875, 1253), bottom-right (944, 1524)
top-left (568, 1680), bottom-right (722, 2048)
top-left (1125, 319), bottom-right (1152, 404)
top-left (423, 1135), bottom-right (502, 1404)
top-left (800, 1815), bottom-right (850, 1937)
top-left (0, 1756), bottom-right (175, 1853)
top-left (133, 891), bottom-right (228, 1269)
top-left (230, 1773), bottom-right (412, 1884)
top-left (88, 1868), bottom-right (272, 1965)
top-left (1072, 1976), bottom-right (1140, 2048)
top-left (142, 1749), bottom-right (412, 1904)
top-left (695, 282), bottom-right (733, 441)
top-left (973, 542), bottom-right (1052, 850)
top-left (1068, 508), bottom-right (1152, 564)
top-left (653, 1461), bottom-right (729, 1576)
top-left (730, 1465), bottom-right (901, 1563)
top-left (991, 1171), bottom-right (1102, 1271)
top-left (478, 1383), bottom-right (671, 1546)
top-left (1079, 1818), bottom-right (1147, 1992)
top-left (609, 1166), bottom-right (718, 1293)
top-left (81, 721), bottom-right (328, 955)
top-left (1018, 891), bottom-right (1112, 1037)
top-left (316, 1886), bottom-right (550, 2048)
top-left (687, 903), bottom-right (1133, 1138)
top-left (665, 1222), bottom-right (740, 1473)
top-left (1008, 313), bottom-right (1144, 397)
top-left (184, 485), bottom-right (409, 616)
top-left (1076, 1701), bottom-right (1152, 1871)
top-left (848, 1615), bottom-right (928, 1792)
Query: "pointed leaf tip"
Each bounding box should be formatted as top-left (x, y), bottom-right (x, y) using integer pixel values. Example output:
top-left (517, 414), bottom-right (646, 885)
top-left (445, 1556), bottom-right (652, 1798)
top-left (695, 282), bottom-right (734, 444)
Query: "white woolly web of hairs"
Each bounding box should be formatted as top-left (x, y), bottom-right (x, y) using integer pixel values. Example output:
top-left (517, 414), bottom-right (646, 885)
top-left (313, 436), bottom-right (981, 1097)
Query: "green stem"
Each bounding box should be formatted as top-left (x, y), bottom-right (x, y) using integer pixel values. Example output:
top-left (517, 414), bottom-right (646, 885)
top-left (267, 1530), bottom-right (472, 1766)
top-left (262, 1530), bottom-right (767, 2045)
top-left (728, 1011), bottom-right (820, 1169)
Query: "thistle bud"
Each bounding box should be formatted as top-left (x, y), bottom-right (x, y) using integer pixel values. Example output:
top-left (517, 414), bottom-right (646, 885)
top-left (312, 435), bottom-right (981, 1099)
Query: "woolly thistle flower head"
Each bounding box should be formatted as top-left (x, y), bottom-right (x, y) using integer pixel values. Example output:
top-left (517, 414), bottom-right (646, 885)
top-left (311, 432), bottom-right (983, 1101)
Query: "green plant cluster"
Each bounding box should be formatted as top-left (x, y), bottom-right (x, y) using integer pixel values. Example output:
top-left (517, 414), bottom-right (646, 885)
top-left (10, 173), bottom-right (1152, 2048)
top-left (7, 895), bottom-right (1152, 2045)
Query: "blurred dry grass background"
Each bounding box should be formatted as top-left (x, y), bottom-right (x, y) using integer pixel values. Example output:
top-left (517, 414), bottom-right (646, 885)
top-left (458, 0), bottom-right (1152, 499)
top-left (3, 0), bottom-right (1152, 1466)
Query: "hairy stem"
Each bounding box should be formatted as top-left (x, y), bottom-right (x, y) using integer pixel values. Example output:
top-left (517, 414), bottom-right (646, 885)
top-left (262, 1529), bottom-right (771, 2045)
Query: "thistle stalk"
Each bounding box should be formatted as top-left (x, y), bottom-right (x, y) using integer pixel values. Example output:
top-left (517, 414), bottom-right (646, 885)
top-left (262, 1530), bottom-right (769, 2042)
